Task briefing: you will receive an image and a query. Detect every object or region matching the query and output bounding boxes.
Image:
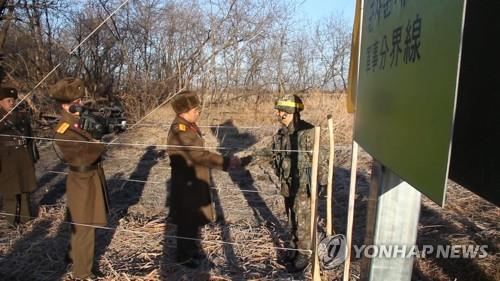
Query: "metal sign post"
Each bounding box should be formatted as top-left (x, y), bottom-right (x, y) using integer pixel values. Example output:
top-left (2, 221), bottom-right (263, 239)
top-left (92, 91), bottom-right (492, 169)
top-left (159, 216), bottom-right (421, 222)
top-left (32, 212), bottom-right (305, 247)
top-left (361, 162), bottom-right (421, 281)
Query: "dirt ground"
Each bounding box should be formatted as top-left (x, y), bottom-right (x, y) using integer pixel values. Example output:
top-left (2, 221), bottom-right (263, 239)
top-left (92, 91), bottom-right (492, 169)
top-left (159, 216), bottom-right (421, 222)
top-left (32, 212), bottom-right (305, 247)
top-left (0, 93), bottom-right (498, 280)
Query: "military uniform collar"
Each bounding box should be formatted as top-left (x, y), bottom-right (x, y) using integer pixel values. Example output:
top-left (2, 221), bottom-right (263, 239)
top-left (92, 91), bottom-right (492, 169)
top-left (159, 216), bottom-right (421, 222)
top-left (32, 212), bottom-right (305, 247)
top-left (176, 115), bottom-right (192, 126)
top-left (0, 107), bottom-right (15, 123)
top-left (285, 118), bottom-right (300, 134)
top-left (175, 115), bottom-right (201, 135)
top-left (61, 109), bottom-right (79, 127)
top-left (0, 107), bottom-right (15, 117)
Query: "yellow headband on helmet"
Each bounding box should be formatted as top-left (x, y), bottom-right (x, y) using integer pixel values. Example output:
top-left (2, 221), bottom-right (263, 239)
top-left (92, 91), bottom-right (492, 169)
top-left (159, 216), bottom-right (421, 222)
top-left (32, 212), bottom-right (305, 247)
top-left (275, 100), bottom-right (304, 109)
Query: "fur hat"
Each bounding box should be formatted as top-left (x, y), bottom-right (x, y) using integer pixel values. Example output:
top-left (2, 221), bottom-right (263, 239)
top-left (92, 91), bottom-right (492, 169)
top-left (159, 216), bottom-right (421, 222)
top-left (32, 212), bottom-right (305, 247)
top-left (0, 87), bottom-right (18, 100)
top-left (49, 77), bottom-right (85, 103)
top-left (171, 91), bottom-right (200, 114)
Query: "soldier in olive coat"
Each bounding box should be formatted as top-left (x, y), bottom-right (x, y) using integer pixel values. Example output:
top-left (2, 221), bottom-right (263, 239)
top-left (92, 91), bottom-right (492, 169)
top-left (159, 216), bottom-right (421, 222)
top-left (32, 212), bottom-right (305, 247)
top-left (167, 90), bottom-right (239, 269)
top-left (0, 87), bottom-right (38, 225)
top-left (50, 78), bottom-right (109, 279)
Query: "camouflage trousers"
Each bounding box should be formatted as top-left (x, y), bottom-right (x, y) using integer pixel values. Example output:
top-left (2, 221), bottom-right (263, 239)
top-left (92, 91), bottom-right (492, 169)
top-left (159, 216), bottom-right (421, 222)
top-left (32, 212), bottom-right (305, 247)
top-left (284, 189), bottom-right (311, 255)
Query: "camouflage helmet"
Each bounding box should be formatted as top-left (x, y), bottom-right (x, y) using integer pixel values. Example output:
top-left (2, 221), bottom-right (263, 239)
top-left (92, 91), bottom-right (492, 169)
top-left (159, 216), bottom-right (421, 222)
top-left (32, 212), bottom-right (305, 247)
top-left (49, 77), bottom-right (85, 103)
top-left (274, 94), bottom-right (304, 114)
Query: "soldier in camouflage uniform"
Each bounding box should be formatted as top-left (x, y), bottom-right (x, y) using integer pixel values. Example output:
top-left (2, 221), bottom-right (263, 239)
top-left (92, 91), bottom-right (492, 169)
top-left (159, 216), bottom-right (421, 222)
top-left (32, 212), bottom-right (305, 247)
top-left (0, 87), bottom-right (38, 226)
top-left (271, 94), bottom-right (317, 272)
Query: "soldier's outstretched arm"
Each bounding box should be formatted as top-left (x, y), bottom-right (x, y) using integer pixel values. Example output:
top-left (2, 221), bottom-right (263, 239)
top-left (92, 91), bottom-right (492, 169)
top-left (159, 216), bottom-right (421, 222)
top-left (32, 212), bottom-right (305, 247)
top-left (236, 147), bottom-right (277, 168)
top-left (171, 130), bottom-right (227, 170)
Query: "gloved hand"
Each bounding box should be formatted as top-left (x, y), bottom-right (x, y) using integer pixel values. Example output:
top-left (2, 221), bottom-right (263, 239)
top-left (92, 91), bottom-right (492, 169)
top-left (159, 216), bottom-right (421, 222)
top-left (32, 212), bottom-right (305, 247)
top-left (228, 156), bottom-right (241, 170)
top-left (240, 155), bottom-right (253, 167)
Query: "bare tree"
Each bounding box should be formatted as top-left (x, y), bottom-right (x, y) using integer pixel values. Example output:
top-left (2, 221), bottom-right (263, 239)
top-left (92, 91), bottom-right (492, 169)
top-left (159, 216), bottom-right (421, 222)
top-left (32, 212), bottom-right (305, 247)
top-left (0, 0), bottom-right (351, 118)
top-left (313, 12), bottom-right (351, 91)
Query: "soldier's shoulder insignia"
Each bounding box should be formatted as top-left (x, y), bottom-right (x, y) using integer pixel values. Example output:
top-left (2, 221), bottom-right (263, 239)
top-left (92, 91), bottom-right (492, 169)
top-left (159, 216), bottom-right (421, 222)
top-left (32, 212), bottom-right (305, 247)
top-left (56, 122), bottom-right (70, 134)
top-left (178, 123), bottom-right (187, 132)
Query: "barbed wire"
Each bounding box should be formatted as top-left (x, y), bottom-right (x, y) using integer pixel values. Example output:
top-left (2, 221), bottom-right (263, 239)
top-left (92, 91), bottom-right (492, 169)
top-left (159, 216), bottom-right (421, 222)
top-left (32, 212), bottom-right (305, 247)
top-left (126, 123), bottom-right (277, 130)
top-left (40, 157), bottom-right (173, 169)
top-left (0, 133), bottom-right (312, 153)
top-left (0, 212), bottom-right (311, 254)
top-left (44, 170), bottom-right (281, 197)
top-left (125, 122), bottom-right (340, 131)
top-left (0, 0), bottom-right (326, 270)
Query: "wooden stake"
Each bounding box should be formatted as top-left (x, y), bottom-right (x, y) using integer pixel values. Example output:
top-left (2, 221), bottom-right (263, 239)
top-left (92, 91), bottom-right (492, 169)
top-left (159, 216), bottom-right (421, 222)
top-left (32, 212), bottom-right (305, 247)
top-left (343, 141), bottom-right (359, 281)
top-left (310, 126), bottom-right (321, 281)
top-left (360, 163), bottom-right (382, 280)
top-left (326, 114), bottom-right (335, 236)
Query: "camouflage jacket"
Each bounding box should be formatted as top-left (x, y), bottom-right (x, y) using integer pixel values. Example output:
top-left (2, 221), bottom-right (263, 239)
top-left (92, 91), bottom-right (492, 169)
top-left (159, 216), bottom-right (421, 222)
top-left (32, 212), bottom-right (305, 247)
top-left (271, 119), bottom-right (316, 197)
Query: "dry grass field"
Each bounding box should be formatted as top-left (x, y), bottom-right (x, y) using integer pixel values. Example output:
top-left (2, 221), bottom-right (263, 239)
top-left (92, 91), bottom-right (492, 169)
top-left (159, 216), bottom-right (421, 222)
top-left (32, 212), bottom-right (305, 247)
top-left (0, 92), bottom-right (498, 280)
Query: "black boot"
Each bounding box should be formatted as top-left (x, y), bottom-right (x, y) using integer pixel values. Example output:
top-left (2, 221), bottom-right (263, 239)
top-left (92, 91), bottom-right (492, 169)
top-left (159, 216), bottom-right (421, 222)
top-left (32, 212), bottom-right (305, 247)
top-left (286, 253), bottom-right (310, 273)
top-left (279, 240), bottom-right (297, 264)
top-left (177, 257), bottom-right (201, 269)
top-left (193, 251), bottom-right (207, 260)
top-left (280, 249), bottom-right (297, 264)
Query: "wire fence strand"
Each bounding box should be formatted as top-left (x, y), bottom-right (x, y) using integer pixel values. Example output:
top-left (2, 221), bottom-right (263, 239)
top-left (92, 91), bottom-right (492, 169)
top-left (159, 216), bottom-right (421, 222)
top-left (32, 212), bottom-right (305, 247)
top-left (0, 212), bottom-right (310, 254)
top-left (43, 170), bottom-right (280, 196)
top-left (0, 133), bottom-right (312, 153)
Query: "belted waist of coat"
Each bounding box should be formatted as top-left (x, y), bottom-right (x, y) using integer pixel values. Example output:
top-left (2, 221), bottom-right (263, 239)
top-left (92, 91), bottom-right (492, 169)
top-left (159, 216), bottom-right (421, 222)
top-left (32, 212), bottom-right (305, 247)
top-left (0, 137), bottom-right (27, 147)
top-left (69, 164), bottom-right (99, 172)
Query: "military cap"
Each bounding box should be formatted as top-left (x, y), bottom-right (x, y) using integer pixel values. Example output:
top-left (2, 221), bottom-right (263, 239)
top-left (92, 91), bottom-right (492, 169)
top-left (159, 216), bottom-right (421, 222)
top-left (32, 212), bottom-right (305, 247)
top-left (0, 87), bottom-right (18, 100)
top-left (171, 90), bottom-right (200, 114)
top-left (274, 94), bottom-right (304, 114)
top-left (49, 77), bottom-right (85, 103)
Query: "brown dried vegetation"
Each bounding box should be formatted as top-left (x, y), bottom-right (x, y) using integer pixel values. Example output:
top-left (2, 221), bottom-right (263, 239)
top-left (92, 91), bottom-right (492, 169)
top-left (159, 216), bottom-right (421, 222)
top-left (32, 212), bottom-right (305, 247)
top-left (0, 93), bottom-right (498, 281)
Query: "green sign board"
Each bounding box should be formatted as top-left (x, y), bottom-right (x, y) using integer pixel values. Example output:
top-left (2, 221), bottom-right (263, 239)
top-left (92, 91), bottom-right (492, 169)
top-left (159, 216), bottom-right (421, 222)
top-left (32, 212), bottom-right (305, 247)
top-left (354, 0), bottom-right (466, 206)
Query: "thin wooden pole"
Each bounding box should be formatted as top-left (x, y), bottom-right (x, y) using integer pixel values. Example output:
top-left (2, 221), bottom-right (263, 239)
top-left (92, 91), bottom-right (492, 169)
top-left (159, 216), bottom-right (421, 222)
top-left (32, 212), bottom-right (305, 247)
top-left (343, 141), bottom-right (359, 281)
top-left (326, 114), bottom-right (335, 236)
top-left (310, 126), bottom-right (321, 281)
top-left (360, 163), bottom-right (382, 281)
